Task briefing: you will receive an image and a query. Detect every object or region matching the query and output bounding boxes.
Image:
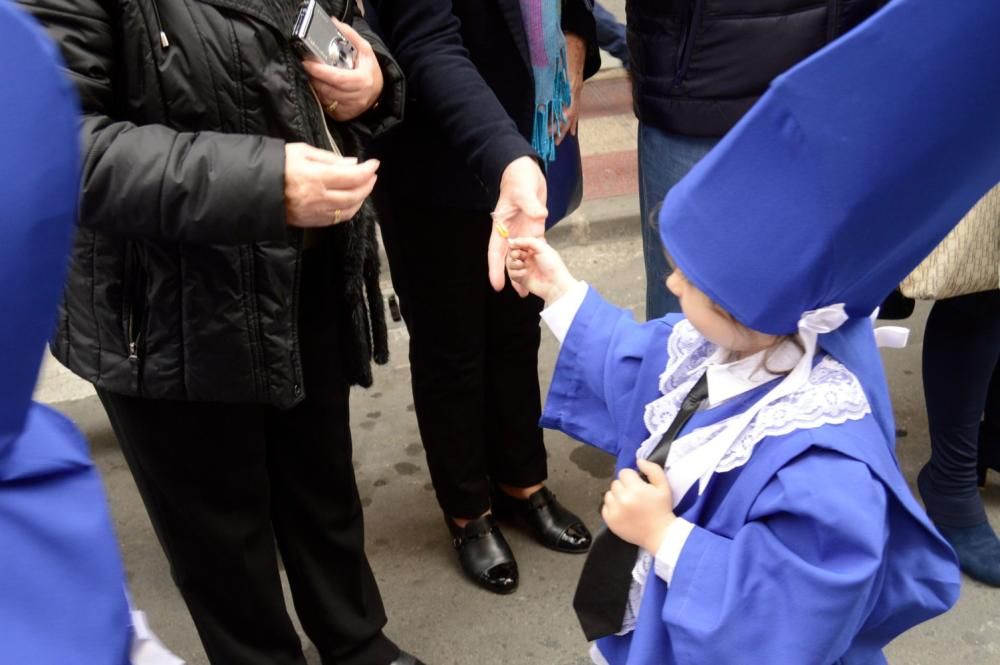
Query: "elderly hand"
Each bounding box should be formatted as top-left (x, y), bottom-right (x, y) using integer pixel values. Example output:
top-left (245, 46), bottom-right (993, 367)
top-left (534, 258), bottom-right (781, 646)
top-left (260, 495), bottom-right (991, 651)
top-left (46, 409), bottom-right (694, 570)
top-left (602, 459), bottom-right (677, 554)
top-left (488, 156), bottom-right (548, 294)
top-left (556, 32), bottom-right (585, 145)
top-left (302, 18), bottom-right (383, 122)
top-left (283, 143), bottom-right (379, 228)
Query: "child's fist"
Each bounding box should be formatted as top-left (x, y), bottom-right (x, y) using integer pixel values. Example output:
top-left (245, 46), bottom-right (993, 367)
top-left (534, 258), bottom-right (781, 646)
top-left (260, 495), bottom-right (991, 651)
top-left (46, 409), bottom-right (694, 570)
top-left (602, 458), bottom-right (676, 554)
top-left (505, 237), bottom-right (577, 304)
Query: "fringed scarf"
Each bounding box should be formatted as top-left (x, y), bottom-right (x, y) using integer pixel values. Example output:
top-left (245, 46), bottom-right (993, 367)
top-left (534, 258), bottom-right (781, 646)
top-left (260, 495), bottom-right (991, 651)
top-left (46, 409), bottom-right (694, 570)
top-left (518, 0), bottom-right (571, 164)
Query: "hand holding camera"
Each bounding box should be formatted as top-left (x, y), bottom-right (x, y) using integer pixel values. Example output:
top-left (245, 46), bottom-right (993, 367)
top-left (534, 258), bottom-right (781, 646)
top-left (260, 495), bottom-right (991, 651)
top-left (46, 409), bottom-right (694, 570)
top-left (294, 1), bottom-right (383, 122)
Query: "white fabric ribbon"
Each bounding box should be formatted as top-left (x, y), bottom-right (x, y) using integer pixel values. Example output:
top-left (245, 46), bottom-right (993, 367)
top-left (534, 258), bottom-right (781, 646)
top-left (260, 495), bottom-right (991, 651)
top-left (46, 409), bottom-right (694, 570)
top-left (798, 303), bottom-right (849, 335)
top-left (874, 326), bottom-right (910, 348)
top-left (131, 609), bottom-right (185, 664)
top-left (665, 304), bottom-right (850, 503)
top-left (869, 306), bottom-right (912, 349)
top-left (125, 591), bottom-right (185, 665)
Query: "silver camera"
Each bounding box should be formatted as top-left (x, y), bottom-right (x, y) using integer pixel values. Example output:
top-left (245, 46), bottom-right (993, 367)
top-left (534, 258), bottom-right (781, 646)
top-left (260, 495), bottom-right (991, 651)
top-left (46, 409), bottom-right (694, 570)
top-left (291, 0), bottom-right (357, 69)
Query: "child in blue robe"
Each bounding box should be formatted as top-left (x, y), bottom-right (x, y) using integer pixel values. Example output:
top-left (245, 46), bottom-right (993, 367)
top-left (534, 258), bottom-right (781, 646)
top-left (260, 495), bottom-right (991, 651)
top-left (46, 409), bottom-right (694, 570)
top-left (0, 5), bottom-right (180, 663)
top-left (503, 0), bottom-right (1000, 662)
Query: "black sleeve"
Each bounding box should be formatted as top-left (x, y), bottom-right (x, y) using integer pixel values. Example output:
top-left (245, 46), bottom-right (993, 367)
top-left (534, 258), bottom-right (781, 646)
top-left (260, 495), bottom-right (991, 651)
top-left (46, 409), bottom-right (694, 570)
top-left (351, 10), bottom-right (405, 137)
top-left (563, 0), bottom-right (601, 79)
top-left (19, 0), bottom-right (289, 246)
top-left (370, 0), bottom-right (537, 201)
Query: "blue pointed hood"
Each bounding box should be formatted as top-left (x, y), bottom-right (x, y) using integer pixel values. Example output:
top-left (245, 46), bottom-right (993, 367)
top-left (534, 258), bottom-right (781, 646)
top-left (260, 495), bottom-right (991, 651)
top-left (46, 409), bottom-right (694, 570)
top-left (659, 0), bottom-right (1000, 446)
top-left (0, 4), bottom-right (80, 447)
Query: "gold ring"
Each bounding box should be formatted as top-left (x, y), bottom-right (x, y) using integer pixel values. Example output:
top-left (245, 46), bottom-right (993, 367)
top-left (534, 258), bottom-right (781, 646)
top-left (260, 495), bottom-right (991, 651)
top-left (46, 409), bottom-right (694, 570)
top-left (324, 99), bottom-right (339, 115)
top-left (334, 209), bottom-right (342, 224)
top-left (494, 222), bottom-right (510, 239)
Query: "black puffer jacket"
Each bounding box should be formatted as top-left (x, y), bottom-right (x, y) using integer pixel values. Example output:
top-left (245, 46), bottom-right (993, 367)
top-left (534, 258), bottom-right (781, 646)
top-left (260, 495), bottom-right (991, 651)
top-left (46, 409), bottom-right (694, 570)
top-left (20, 0), bottom-right (403, 408)
top-left (628, 0), bottom-right (886, 137)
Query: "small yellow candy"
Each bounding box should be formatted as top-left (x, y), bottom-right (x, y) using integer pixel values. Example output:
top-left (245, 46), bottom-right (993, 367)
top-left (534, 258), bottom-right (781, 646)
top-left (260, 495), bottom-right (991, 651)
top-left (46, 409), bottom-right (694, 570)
top-left (494, 222), bottom-right (510, 239)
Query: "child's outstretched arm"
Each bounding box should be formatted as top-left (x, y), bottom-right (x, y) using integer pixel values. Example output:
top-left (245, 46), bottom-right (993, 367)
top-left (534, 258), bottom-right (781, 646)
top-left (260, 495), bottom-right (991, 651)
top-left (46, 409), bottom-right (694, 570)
top-left (505, 238), bottom-right (677, 457)
top-left (505, 237), bottom-right (577, 306)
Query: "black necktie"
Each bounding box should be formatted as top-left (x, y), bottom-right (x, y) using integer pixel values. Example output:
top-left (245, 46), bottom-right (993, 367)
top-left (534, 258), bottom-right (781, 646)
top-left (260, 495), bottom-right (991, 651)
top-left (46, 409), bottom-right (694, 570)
top-left (573, 373), bottom-right (709, 641)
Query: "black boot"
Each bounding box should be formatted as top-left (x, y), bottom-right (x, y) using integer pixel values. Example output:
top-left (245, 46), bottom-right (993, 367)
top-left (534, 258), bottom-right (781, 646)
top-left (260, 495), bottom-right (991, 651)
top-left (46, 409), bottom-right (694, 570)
top-left (445, 514), bottom-right (518, 594)
top-left (935, 522), bottom-right (1000, 587)
top-left (493, 486), bottom-right (592, 554)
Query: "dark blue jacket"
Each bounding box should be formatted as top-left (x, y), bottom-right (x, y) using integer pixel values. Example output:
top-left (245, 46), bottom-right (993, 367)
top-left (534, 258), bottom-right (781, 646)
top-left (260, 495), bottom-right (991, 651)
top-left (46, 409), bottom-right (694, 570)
top-left (370, 0), bottom-right (599, 209)
top-left (628, 0), bottom-right (885, 137)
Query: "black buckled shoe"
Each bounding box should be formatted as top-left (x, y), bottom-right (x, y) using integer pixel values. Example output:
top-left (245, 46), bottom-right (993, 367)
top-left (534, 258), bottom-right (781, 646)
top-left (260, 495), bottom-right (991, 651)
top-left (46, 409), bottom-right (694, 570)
top-left (494, 487), bottom-right (592, 554)
top-left (445, 514), bottom-right (518, 594)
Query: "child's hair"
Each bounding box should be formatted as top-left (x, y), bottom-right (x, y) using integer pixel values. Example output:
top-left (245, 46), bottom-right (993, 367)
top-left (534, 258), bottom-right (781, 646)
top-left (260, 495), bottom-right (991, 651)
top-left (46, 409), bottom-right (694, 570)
top-left (663, 249), bottom-right (804, 376)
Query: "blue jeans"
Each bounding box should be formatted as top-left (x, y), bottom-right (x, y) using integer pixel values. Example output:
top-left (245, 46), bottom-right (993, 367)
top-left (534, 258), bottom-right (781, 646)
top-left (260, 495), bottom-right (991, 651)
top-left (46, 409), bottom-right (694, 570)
top-left (593, 3), bottom-right (629, 68)
top-left (638, 123), bottom-right (719, 319)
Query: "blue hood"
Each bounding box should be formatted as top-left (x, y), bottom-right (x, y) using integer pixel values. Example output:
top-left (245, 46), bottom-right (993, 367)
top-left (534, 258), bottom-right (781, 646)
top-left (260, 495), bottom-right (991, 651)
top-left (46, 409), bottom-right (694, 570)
top-left (658, 0), bottom-right (1000, 446)
top-left (0, 2), bottom-right (80, 447)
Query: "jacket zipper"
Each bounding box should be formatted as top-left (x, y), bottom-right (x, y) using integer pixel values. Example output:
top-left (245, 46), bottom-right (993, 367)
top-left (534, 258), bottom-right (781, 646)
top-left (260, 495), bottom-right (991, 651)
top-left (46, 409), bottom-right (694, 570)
top-left (122, 242), bottom-right (145, 395)
top-left (672, 0), bottom-right (702, 88)
top-left (150, 0), bottom-right (170, 48)
top-left (123, 243), bottom-right (145, 363)
top-left (127, 309), bottom-right (141, 361)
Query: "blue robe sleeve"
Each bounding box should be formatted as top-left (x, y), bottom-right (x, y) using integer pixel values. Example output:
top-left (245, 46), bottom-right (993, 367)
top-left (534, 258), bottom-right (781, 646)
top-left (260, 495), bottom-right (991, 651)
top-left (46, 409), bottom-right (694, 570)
top-left (661, 450), bottom-right (894, 663)
top-left (540, 287), bottom-right (673, 456)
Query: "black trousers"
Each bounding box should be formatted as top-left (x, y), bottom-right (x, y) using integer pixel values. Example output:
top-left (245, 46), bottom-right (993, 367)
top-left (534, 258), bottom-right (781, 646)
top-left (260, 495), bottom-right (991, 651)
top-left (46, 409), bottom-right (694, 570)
top-left (98, 252), bottom-right (397, 665)
top-left (379, 202), bottom-right (548, 519)
top-left (920, 289), bottom-right (1000, 527)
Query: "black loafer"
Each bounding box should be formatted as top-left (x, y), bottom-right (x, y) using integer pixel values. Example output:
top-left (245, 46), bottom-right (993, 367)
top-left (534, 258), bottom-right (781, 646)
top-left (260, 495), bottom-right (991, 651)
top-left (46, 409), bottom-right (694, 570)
top-left (445, 514), bottom-right (518, 594)
top-left (389, 650), bottom-right (427, 665)
top-left (494, 487), bottom-right (592, 554)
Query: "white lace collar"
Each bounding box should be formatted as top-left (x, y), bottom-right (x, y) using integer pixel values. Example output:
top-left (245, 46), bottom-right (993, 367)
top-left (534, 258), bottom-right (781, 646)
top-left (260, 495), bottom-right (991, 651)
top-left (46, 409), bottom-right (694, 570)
top-left (617, 320), bottom-right (871, 637)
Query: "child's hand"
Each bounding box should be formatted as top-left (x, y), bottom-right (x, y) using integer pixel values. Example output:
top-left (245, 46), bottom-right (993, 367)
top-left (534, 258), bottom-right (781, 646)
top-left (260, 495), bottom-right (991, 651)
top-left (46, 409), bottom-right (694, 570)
top-left (505, 237), bottom-right (577, 304)
top-left (602, 459), bottom-right (676, 554)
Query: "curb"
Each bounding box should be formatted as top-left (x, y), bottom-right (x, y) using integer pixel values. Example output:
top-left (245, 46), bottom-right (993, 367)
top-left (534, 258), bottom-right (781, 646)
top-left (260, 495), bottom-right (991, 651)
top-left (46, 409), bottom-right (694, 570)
top-left (546, 194), bottom-right (641, 247)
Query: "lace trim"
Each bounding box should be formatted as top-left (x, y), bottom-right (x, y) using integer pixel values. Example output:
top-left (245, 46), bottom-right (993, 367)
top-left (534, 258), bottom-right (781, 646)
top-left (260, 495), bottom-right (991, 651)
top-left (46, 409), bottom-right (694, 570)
top-left (618, 328), bottom-right (871, 636)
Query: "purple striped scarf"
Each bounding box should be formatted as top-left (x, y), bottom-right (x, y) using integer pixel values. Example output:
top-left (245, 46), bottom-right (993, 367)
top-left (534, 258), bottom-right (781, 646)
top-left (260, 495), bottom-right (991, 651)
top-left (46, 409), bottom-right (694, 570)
top-left (518, 0), bottom-right (571, 163)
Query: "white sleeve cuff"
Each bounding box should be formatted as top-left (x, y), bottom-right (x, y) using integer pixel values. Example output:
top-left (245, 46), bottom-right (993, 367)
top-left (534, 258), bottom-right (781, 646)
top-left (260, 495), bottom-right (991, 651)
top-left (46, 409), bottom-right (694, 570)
top-left (653, 518), bottom-right (695, 585)
top-left (539, 280), bottom-right (588, 344)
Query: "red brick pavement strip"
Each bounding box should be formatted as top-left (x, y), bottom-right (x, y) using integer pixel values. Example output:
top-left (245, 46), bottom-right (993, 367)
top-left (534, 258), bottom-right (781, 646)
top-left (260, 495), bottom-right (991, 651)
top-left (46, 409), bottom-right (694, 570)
top-left (579, 75), bottom-right (638, 201)
top-left (582, 149), bottom-right (638, 201)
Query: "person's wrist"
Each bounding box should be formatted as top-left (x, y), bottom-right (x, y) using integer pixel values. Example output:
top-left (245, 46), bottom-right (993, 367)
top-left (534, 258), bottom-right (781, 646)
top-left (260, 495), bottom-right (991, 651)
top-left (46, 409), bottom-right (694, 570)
top-left (367, 73), bottom-right (384, 111)
top-left (543, 274), bottom-right (578, 307)
top-left (642, 514), bottom-right (676, 554)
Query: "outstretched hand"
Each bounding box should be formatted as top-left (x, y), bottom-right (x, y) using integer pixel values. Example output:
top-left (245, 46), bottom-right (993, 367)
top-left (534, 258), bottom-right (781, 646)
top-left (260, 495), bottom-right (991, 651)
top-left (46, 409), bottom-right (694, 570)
top-left (488, 156), bottom-right (548, 295)
top-left (602, 459), bottom-right (677, 554)
top-left (505, 237), bottom-right (577, 305)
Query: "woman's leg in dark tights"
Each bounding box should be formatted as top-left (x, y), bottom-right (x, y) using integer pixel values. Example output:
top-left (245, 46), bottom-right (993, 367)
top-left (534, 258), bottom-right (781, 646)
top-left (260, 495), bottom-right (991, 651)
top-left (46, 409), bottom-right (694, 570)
top-left (919, 290), bottom-right (1000, 526)
top-left (918, 289), bottom-right (1000, 587)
